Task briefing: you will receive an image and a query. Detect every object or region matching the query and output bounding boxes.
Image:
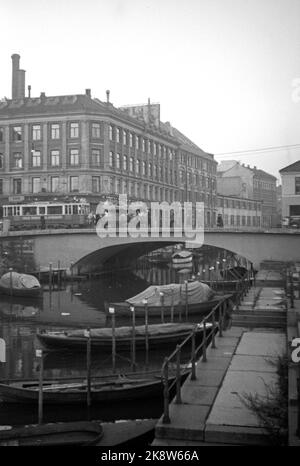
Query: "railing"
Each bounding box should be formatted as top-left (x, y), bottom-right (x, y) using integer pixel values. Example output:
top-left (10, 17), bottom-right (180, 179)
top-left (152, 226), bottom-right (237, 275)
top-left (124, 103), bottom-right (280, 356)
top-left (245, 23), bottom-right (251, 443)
top-left (161, 275), bottom-right (251, 424)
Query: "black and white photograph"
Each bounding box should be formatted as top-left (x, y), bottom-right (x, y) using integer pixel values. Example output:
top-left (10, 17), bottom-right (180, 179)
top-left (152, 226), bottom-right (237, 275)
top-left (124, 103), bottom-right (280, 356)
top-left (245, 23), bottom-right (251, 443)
top-left (0, 0), bottom-right (299, 454)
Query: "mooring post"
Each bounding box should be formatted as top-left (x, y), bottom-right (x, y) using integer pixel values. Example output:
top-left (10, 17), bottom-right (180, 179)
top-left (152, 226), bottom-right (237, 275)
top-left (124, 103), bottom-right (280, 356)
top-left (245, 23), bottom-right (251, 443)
top-left (184, 280), bottom-right (188, 320)
top-left (130, 305), bottom-right (136, 371)
top-left (109, 307), bottom-right (116, 373)
top-left (191, 329), bottom-right (196, 380)
top-left (37, 349), bottom-right (44, 425)
top-left (162, 358), bottom-right (170, 424)
top-left (9, 267), bottom-right (13, 297)
top-left (170, 288), bottom-right (174, 323)
top-left (85, 328), bottom-right (91, 411)
top-left (143, 299), bottom-right (149, 354)
top-left (211, 309), bottom-right (216, 349)
top-left (175, 345), bottom-right (182, 404)
top-left (49, 262), bottom-right (52, 292)
top-left (160, 292), bottom-right (165, 323)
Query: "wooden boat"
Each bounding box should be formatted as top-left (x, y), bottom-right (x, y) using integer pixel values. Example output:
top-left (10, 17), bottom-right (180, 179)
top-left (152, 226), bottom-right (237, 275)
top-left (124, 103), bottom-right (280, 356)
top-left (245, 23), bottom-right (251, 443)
top-left (0, 421), bottom-right (103, 446)
top-left (99, 419), bottom-right (156, 446)
top-left (36, 322), bottom-right (211, 351)
top-left (172, 250), bottom-right (193, 265)
top-left (0, 272), bottom-right (42, 298)
top-left (0, 371), bottom-right (187, 405)
top-left (105, 281), bottom-right (232, 317)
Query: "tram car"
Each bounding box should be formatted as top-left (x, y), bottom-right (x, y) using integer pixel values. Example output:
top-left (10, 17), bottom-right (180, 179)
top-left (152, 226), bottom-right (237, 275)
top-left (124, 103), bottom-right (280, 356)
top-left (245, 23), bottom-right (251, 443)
top-left (2, 201), bottom-right (90, 230)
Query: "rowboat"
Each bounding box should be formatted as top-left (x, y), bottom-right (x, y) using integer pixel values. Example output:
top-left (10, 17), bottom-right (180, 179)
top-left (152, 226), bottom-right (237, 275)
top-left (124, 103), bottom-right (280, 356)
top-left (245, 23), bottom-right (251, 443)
top-left (36, 322), bottom-right (211, 351)
top-left (105, 281), bottom-right (232, 317)
top-left (0, 371), bottom-right (187, 405)
top-left (0, 272), bottom-right (42, 298)
top-left (0, 421), bottom-right (103, 446)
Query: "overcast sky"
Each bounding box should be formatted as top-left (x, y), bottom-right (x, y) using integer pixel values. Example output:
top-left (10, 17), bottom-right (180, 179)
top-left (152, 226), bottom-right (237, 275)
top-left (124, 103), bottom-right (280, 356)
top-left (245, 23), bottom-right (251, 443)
top-left (1, 0), bottom-right (299, 181)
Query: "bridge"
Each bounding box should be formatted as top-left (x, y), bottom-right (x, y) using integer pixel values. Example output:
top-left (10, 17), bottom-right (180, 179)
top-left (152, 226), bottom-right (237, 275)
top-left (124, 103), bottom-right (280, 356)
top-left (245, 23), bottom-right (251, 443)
top-left (1, 228), bottom-right (300, 273)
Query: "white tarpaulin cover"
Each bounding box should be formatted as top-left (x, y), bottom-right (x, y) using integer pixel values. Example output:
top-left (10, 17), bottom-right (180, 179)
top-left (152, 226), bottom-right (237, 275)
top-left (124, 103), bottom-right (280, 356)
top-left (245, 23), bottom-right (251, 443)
top-left (126, 281), bottom-right (214, 307)
top-left (0, 272), bottom-right (40, 290)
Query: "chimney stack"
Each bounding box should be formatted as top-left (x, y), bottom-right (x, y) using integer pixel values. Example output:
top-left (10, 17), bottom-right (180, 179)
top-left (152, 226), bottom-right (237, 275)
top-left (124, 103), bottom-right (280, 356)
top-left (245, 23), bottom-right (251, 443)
top-left (106, 90), bottom-right (110, 103)
top-left (11, 54), bottom-right (26, 99)
top-left (85, 88), bottom-right (91, 97)
top-left (28, 85), bottom-right (31, 98)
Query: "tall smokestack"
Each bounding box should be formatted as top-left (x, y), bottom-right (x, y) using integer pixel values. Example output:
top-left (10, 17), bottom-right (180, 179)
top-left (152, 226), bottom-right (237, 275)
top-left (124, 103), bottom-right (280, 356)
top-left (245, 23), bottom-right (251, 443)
top-left (11, 54), bottom-right (25, 99)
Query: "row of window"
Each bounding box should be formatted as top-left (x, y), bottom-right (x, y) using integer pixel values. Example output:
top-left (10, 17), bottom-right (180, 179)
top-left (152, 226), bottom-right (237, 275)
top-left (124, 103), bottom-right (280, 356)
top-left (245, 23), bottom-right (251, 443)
top-left (0, 122), bottom-right (102, 143)
top-left (0, 176), bottom-right (81, 195)
top-left (109, 125), bottom-right (175, 158)
top-left (254, 180), bottom-right (276, 191)
top-left (179, 170), bottom-right (217, 189)
top-left (0, 149), bottom-right (102, 169)
top-left (179, 153), bottom-right (216, 173)
top-left (218, 198), bottom-right (261, 210)
top-left (222, 214), bottom-right (261, 227)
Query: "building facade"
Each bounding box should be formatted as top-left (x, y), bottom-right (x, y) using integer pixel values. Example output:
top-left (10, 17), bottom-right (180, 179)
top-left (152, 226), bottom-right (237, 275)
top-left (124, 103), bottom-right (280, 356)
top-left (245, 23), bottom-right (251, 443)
top-left (216, 194), bottom-right (262, 229)
top-left (0, 55), bottom-right (217, 226)
top-left (217, 160), bottom-right (277, 228)
top-left (279, 160), bottom-right (300, 220)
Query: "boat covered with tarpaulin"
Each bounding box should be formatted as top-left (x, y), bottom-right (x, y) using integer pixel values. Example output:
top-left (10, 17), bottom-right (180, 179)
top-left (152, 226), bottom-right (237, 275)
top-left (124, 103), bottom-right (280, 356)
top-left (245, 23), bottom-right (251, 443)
top-left (0, 272), bottom-right (42, 297)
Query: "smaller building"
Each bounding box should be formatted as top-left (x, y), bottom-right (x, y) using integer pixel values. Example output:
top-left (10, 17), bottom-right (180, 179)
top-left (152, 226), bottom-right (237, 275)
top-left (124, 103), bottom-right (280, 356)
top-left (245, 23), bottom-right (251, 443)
top-left (216, 194), bottom-right (262, 229)
top-left (279, 160), bottom-right (300, 226)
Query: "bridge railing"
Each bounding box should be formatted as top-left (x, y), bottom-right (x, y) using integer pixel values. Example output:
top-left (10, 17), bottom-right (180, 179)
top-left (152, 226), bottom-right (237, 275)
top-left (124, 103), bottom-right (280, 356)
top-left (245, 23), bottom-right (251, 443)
top-left (161, 276), bottom-right (250, 424)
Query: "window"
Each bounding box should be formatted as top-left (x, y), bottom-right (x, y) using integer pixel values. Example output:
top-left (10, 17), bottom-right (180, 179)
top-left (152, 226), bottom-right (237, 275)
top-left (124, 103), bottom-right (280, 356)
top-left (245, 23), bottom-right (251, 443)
top-left (117, 128), bottom-right (121, 142)
top-left (51, 124), bottom-right (60, 139)
top-left (70, 148), bottom-right (79, 166)
top-left (13, 126), bottom-right (22, 142)
top-left (0, 153), bottom-right (3, 169)
top-left (13, 178), bottom-right (22, 194)
top-left (129, 133), bottom-right (133, 147)
top-left (51, 150), bottom-right (60, 167)
top-left (0, 127), bottom-right (3, 142)
top-left (109, 151), bottom-right (114, 167)
top-left (32, 125), bottom-right (41, 140)
top-left (32, 150), bottom-right (41, 167)
top-left (230, 215), bottom-right (234, 226)
top-left (51, 177), bottom-right (59, 192)
top-left (136, 135), bottom-right (139, 149)
top-left (295, 177), bottom-right (300, 195)
top-left (123, 155), bottom-right (127, 170)
top-left (154, 143), bottom-right (157, 156)
top-left (70, 176), bottom-right (79, 192)
top-left (130, 157), bottom-right (134, 172)
top-left (91, 122), bottom-right (101, 138)
top-left (92, 176), bottom-right (100, 193)
top-left (91, 149), bottom-right (101, 166)
top-left (70, 122), bottom-right (79, 138)
top-left (136, 159), bottom-right (140, 174)
top-left (13, 152), bottom-right (23, 168)
top-left (0, 179), bottom-right (3, 194)
top-left (32, 177), bottom-right (41, 193)
top-left (123, 130), bottom-right (127, 145)
top-left (109, 125), bottom-right (113, 141)
top-left (142, 161), bottom-right (146, 176)
top-left (148, 163), bottom-right (152, 177)
top-left (142, 139), bottom-right (146, 152)
top-left (116, 153), bottom-right (120, 169)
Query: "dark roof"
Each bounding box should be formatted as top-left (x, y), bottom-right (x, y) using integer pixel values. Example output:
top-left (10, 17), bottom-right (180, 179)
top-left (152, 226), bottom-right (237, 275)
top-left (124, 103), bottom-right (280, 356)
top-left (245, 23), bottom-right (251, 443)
top-left (279, 160), bottom-right (300, 173)
top-left (251, 168), bottom-right (277, 180)
top-left (168, 126), bottom-right (214, 160)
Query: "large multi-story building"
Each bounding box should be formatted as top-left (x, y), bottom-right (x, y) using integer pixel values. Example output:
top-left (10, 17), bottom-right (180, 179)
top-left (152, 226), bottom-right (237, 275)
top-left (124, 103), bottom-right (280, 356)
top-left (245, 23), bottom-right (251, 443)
top-left (217, 160), bottom-right (277, 227)
top-left (0, 54), bottom-right (217, 226)
top-left (216, 194), bottom-right (262, 229)
top-left (279, 160), bottom-right (300, 221)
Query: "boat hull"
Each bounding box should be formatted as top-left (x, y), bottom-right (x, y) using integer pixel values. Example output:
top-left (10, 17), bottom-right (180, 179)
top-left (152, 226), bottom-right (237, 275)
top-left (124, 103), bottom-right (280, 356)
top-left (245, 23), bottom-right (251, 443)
top-left (106, 294), bottom-right (232, 317)
top-left (0, 421), bottom-right (103, 446)
top-left (0, 373), bottom-right (183, 405)
top-left (0, 284), bottom-right (42, 298)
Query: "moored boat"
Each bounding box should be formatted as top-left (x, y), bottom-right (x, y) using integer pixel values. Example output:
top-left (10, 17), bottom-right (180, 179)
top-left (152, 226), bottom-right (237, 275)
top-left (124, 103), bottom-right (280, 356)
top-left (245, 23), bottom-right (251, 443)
top-left (0, 371), bottom-right (187, 405)
top-left (0, 272), bottom-right (42, 298)
top-left (36, 322), bottom-right (211, 351)
top-left (172, 250), bottom-right (193, 265)
top-left (105, 281), bottom-right (232, 317)
top-left (0, 420), bottom-right (103, 446)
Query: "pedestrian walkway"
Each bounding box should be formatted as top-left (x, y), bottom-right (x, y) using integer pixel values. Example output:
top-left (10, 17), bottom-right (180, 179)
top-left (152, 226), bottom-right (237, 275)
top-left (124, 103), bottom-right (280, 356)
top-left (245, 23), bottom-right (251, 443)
top-left (153, 327), bottom-right (286, 446)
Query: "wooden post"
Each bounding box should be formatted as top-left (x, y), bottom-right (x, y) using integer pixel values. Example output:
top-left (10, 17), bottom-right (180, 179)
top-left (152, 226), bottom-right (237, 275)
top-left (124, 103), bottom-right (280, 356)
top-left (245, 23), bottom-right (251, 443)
top-left (109, 307), bottom-right (116, 373)
top-left (202, 321), bottom-right (207, 362)
top-left (9, 267), bottom-right (13, 297)
top-left (49, 262), bottom-right (52, 292)
top-left (191, 329), bottom-right (196, 380)
top-left (170, 288), bottom-right (174, 323)
top-left (37, 349), bottom-right (44, 425)
top-left (162, 359), bottom-right (170, 424)
top-left (85, 328), bottom-right (91, 410)
top-left (211, 310), bottom-right (216, 349)
top-left (143, 299), bottom-right (149, 354)
top-left (184, 280), bottom-right (188, 320)
top-left (70, 262), bottom-right (74, 283)
top-left (57, 260), bottom-right (61, 288)
top-left (219, 303), bottom-right (223, 337)
top-left (175, 345), bottom-right (182, 404)
top-left (160, 292), bottom-right (165, 323)
top-left (130, 306), bottom-right (136, 371)
top-left (38, 265), bottom-right (41, 283)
